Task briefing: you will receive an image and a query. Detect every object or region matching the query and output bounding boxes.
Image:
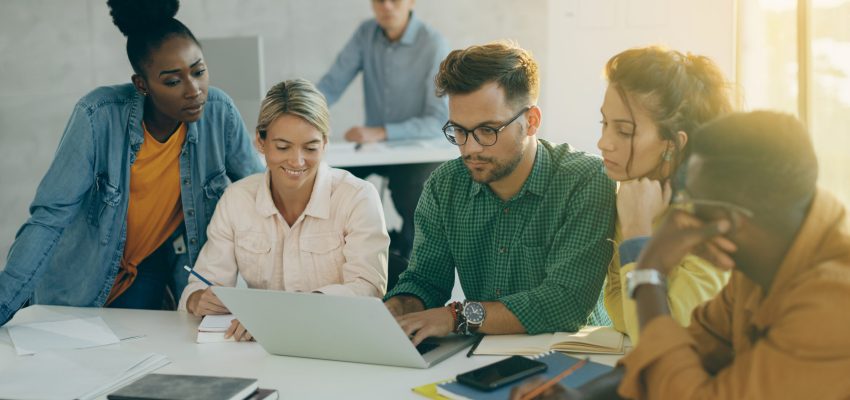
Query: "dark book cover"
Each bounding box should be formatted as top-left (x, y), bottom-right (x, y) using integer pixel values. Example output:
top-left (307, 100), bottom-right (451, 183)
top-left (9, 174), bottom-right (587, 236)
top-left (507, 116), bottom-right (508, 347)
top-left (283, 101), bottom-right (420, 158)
top-left (108, 373), bottom-right (259, 400)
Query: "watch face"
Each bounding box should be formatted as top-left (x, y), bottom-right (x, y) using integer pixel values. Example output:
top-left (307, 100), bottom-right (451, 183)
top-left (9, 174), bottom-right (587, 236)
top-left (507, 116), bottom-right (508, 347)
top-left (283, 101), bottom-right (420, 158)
top-left (464, 302), bottom-right (485, 324)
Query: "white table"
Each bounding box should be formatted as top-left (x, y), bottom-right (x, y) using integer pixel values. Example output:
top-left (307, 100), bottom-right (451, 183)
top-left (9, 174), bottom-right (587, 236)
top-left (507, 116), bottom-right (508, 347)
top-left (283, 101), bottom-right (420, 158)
top-left (325, 139), bottom-right (459, 168)
top-left (0, 305), bottom-right (626, 399)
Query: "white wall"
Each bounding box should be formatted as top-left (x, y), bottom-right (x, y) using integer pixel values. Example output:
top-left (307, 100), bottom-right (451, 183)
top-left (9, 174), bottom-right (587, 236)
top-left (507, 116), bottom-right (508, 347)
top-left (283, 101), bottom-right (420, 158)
top-left (545, 0), bottom-right (736, 153)
top-left (0, 0), bottom-right (733, 268)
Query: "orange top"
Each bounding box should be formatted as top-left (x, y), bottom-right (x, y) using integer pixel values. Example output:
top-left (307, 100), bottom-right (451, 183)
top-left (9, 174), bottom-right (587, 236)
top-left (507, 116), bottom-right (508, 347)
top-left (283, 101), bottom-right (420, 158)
top-left (106, 123), bottom-right (186, 304)
top-left (617, 188), bottom-right (850, 400)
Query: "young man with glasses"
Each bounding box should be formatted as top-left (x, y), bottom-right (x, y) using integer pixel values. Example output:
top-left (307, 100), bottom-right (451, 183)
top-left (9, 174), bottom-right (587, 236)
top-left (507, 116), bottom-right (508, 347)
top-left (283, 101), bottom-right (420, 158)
top-left (384, 41), bottom-right (617, 344)
top-left (317, 0), bottom-right (449, 260)
top-left (511, 111), bottom-right (850, 400)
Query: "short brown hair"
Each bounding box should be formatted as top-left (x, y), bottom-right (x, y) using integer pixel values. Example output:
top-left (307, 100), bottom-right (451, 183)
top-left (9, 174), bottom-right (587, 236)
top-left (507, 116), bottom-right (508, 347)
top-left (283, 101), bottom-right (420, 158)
top-left (435, 41), bottom-right (539, 108)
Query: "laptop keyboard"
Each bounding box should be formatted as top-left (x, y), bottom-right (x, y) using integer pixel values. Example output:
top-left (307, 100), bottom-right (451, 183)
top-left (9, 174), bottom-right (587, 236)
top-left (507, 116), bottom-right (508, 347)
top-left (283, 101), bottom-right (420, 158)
top-left (416, 342), bottom-right (439, 355)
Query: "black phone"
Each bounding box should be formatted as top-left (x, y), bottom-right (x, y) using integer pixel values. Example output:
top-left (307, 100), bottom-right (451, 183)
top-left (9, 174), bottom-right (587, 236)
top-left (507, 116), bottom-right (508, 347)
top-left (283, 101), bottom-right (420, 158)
top-left (456, 355), bottom-right (548, 391)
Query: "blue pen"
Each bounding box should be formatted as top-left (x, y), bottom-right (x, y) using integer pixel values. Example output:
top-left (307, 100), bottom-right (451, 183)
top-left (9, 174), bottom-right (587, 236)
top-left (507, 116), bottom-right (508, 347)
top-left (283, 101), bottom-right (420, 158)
top-left (183, 265), bottom-right (214, 286)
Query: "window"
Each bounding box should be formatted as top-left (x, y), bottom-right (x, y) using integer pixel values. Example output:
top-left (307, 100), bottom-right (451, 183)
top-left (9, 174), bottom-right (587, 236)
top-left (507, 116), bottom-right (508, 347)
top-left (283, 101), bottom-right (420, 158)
top-left (738, 0), bottom-right (850, 205)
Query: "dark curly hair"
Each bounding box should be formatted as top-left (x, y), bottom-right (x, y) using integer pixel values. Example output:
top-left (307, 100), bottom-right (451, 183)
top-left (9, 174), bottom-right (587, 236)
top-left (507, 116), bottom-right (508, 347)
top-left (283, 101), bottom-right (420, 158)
top-left (107, 0), bottom-right (200, 75)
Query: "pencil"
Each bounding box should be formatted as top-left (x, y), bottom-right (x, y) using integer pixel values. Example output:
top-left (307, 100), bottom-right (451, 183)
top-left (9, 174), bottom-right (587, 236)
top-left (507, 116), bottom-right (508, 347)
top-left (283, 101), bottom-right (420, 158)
top-left (183, 265), bottom-right (214, 286)
top-left (519, 357), bottom-right (588, 400)
top-left (466, 334), bottom-right (484, 357)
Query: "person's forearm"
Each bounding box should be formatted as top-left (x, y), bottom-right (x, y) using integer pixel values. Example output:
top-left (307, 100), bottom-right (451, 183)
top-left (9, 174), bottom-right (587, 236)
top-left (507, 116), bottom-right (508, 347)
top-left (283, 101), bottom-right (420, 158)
top-left (578, 368), bottom-right (626, 400)
top-left (387, 295), bottom-right (425, 315)
top-left (635, 283), bottom-right (671, 329)
top-left (186, 290), bottom-right (201, 315)
top-left (478, 301), bottom-right (526, 334)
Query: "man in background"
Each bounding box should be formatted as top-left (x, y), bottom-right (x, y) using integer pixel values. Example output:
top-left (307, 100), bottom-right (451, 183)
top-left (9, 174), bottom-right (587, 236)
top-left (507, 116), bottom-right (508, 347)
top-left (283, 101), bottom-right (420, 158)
top-left (318, 0), bottom-right (449, 261)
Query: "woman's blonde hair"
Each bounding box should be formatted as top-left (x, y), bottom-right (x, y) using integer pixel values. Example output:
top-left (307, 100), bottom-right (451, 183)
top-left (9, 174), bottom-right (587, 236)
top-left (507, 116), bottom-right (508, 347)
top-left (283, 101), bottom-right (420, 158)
top-left (256, 78), bottom-right (330, 139)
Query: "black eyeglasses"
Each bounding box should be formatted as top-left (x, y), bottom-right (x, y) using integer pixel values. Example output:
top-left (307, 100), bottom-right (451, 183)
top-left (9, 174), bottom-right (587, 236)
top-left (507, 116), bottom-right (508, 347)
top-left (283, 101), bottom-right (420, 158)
top-left (671, 189), bottom-right (754, 232)
top-left (442, 106), bottom-right (531, 146)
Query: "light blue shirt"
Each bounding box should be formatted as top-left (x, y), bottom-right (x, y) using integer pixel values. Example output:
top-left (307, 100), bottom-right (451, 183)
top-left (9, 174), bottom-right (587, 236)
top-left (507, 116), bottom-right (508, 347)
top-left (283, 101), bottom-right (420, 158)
top-left (0, 84), bottom-right (263, 325)
top-left (317, 12), bottom-right (449, 140)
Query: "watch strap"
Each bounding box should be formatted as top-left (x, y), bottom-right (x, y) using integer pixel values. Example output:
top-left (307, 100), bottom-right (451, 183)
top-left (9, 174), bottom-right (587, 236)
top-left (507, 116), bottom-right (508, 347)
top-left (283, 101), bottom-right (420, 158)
top-left (626, 269), bottom-right (666, 299)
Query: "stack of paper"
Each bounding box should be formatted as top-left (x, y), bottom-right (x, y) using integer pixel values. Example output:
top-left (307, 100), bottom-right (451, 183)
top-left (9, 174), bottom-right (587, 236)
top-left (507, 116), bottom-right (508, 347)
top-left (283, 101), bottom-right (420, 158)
top-left (197, 314), bottom-right (237, 343)
top-left (0, 347), bottom-right (169, 400)
top-left (7, 316), bottom-right (121, 355)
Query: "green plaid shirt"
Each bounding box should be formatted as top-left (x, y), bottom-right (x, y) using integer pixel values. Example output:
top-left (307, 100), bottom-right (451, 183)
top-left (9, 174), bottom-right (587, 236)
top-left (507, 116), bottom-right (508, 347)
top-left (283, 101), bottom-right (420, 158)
top-left (386, 140), bottom-right (616, 333)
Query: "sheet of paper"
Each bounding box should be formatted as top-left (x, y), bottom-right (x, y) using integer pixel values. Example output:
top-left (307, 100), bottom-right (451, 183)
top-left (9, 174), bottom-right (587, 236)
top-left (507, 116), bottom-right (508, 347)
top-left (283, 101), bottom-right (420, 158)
top-left (0, 348), bottom-right (169, 400)
top-left (7, 316), bottom-right (120, 355)
top-left (198, 314), bottom-right (236, 332)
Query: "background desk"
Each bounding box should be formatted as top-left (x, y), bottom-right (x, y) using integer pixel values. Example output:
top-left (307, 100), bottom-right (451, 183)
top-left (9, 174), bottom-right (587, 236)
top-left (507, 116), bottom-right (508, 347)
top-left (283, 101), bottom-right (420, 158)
top-left (1, 306), bottom-right (627, 399)
top-left (325, 140), bottom-right (459, 168)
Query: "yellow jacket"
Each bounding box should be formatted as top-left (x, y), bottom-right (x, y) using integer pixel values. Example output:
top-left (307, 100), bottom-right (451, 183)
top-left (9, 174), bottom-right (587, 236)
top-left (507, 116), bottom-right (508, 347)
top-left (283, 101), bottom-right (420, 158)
top-left (604, 223), bottom-right (729, 343)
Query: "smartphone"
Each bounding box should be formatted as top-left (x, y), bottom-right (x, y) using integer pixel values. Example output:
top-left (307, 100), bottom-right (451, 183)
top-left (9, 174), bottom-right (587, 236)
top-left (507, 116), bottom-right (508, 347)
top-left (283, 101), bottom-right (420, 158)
top-left (456, 355), bottom-right (548, 391)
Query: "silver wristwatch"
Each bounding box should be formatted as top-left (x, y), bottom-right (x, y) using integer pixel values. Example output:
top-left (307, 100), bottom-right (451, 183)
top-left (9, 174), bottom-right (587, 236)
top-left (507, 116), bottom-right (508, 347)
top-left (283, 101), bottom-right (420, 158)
top-left (625, 269), bottom-right (666, 299)
top-left (461, 301), bottom-right (486, 334)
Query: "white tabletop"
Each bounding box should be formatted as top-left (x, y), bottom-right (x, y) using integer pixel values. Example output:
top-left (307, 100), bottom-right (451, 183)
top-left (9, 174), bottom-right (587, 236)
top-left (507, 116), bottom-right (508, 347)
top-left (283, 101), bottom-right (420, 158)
top-left (324, 139), bottom-right (459, 168)
top-left (1, 305), bottom-right (626, 399)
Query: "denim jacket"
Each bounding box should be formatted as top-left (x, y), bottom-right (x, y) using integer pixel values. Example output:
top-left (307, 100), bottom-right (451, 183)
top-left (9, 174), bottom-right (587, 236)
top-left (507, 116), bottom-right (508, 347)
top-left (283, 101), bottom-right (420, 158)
top-left (0, 83), bottom-right (263, 324)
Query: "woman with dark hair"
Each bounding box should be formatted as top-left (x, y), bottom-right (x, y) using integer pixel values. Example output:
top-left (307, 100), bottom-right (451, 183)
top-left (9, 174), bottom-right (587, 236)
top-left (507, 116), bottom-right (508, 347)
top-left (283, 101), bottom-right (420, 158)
top-left (0, 0), bottom-right (262, 324)
top-left (598, 46), bottom-right (733, 342)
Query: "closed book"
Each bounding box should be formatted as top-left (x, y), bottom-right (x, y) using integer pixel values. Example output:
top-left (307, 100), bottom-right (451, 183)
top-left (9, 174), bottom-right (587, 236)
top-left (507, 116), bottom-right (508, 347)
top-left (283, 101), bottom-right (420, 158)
top-left (473, 326), bottom-right (624, 356)
top-left (436, 352), bottom-right (613, 400)
top-left (107, 374), bottom-right (258, 400)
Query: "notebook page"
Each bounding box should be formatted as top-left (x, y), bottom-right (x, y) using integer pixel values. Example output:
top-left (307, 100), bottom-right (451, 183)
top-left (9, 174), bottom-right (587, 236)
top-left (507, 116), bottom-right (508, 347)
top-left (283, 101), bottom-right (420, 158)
top-left (473, 333), bottom-right (554, 356)
top-left (550, 326), bottom-right (624, 353)
top-left (198, 314), bottom-right (236, 332)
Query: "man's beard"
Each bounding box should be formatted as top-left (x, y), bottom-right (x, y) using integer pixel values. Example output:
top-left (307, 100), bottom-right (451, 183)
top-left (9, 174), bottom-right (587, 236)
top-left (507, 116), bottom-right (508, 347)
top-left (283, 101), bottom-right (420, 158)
top-left (464, 147), bottom-right (524, 184)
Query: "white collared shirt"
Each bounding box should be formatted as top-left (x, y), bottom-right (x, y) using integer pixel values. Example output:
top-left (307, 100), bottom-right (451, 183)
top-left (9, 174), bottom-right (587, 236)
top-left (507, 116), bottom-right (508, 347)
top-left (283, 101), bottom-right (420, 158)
top-left (178, 163), bottom-right (389, 310)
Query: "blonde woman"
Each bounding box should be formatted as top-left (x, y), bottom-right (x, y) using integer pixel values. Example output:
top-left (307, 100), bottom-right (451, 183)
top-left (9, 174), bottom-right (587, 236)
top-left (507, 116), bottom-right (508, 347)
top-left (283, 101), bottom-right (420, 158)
top-left (599, 46), bottom-right (733, 342)
top-left (179, 79), bottom-right (390, 341)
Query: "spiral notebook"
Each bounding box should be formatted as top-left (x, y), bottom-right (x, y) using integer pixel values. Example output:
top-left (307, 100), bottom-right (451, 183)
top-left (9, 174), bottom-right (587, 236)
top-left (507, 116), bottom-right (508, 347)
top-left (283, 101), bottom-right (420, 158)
top-left (435, 352), bottom-right (613, 400)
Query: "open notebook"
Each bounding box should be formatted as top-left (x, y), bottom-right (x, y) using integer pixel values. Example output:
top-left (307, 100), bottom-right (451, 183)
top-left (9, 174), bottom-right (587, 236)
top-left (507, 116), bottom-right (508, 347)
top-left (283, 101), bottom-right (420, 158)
top-left (473, 326), bottom-right (624, 356)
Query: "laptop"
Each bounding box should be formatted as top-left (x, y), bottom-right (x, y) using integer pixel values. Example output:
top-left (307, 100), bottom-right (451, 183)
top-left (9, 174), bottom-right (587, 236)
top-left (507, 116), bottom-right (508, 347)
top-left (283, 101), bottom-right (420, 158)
top-left (212, 287), bottom-right (476, 369)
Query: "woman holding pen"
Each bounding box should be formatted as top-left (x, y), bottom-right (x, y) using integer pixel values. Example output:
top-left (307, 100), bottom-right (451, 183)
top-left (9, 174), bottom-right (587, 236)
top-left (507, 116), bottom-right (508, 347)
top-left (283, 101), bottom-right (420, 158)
top-left (179, 79), bottom-right (390, 341)
top-left (0, 0), bottom-right (262, 325)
